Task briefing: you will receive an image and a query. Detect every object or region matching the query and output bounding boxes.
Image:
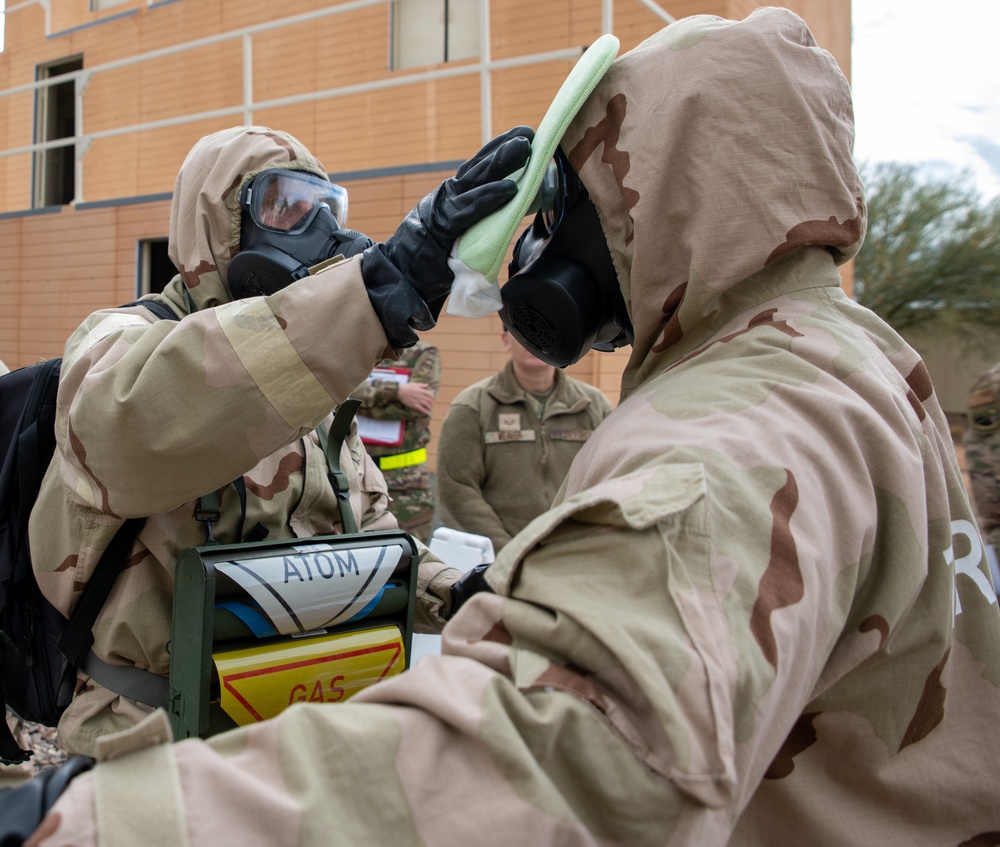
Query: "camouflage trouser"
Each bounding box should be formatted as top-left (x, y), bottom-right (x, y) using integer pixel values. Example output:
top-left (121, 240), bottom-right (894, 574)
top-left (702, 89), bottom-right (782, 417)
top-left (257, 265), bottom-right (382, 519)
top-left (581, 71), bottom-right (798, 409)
top-left (382, 464), bottom-right (434, 544)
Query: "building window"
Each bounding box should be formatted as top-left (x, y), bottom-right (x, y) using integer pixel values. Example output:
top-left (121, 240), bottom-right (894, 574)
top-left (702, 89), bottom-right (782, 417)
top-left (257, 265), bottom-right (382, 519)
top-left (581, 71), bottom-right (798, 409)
top-left (33, 56), bottom-right (82, 208)
top-left (138, 238), bottom-right (178, 297)
top-left (91, 0), bottom-right (130, 9)
top-left (392, 0), bottom-right (480, 70)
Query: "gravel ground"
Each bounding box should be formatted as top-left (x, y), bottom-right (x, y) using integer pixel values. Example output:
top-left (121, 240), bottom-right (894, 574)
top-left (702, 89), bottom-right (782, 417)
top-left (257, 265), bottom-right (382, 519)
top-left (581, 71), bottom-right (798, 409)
top-left (5, 710), bottom-right (69, 777)
top-left (21, 719), bottom-right (69, 774)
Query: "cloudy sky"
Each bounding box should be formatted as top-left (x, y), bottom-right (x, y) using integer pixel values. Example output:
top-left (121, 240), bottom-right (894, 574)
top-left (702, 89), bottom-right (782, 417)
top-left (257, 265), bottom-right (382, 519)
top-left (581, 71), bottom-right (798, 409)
top-left (851, 0), bottom-right (1000, 200)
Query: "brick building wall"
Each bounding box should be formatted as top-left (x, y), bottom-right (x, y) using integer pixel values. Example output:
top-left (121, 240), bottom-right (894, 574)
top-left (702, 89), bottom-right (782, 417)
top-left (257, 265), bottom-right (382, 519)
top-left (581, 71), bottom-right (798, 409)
top-left (0, 0), bottom-right (851, 465)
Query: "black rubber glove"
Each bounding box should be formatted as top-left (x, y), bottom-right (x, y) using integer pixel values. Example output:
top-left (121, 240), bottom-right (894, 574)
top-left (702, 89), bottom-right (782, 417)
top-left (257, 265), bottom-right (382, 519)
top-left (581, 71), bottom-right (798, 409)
top-left (448, 562), bottom-right (494, 620)
top-left (0, 756), bottom-right (94, 846)
top-left (361, 126), bottom-right (534, 348)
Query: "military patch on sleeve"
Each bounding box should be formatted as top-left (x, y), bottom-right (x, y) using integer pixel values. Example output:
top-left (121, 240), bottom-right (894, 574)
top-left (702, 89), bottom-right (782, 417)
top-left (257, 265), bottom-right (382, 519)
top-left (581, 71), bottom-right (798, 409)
top-left (484, 430), bottom-right (537, 444)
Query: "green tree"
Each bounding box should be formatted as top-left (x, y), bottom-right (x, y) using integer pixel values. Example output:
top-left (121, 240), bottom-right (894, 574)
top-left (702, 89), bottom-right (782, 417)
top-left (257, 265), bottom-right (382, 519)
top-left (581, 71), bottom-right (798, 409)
top-left (854, 162), bottom-right (1000, 347)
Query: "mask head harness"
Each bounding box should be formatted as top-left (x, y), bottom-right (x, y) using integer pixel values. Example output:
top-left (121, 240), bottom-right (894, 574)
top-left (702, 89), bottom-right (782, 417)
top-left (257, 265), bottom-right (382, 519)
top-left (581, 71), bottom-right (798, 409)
top-left (500, 149), bottom-right (633, 368)
top-left (228, 168), bottom-right (373, 299)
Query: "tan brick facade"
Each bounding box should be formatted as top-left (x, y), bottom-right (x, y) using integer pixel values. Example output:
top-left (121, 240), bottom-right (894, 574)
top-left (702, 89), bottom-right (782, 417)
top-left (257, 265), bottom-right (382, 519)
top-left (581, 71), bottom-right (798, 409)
top-left (0, 0), bottom-right (850, 466)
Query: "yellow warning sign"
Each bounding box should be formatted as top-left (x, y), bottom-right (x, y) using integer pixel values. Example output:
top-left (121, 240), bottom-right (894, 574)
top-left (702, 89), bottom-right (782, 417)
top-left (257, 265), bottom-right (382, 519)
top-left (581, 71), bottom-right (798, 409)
top-left (214, 625), bottom-right (405, 726)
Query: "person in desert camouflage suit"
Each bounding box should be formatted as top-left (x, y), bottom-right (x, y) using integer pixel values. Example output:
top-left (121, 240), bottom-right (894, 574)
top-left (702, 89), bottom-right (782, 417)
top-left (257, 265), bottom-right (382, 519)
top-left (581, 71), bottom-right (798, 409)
top-left (351, 340), bottom-right (441, 543)
top-left (15, 123), bottom-right (532, 760)
top-left (964, 361), bottom-right (1000, 594)
top-left (965, 362), bottom-right (1000, 549)
top-left (7, 8), bottom-right (1000, 846)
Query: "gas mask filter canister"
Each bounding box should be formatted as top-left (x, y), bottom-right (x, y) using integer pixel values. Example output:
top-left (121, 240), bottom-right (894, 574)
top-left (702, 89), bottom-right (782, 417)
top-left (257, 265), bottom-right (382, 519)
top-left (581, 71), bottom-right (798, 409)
top-left (500, 150), bottom-right (633, 368)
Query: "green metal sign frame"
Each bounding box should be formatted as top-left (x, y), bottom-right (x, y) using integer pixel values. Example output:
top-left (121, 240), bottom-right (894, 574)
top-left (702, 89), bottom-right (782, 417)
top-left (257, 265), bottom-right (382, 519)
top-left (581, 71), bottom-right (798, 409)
top-left (168, 529), bottom-right (418, 741)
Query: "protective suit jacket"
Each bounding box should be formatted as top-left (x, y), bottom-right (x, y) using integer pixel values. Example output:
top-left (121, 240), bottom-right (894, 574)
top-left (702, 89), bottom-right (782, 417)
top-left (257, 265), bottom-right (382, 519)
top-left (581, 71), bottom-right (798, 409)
top-left (37, 9), bottom-right (1000, 845)
top-left (28, 128), bottom-right (457, 757)
top-left (437, 360), bottom-right (612, 550)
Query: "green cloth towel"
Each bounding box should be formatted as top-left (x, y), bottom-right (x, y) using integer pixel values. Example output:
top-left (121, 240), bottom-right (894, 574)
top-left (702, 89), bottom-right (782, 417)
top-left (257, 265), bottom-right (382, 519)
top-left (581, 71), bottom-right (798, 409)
top-left (447, 33), bottom-right (620, 319)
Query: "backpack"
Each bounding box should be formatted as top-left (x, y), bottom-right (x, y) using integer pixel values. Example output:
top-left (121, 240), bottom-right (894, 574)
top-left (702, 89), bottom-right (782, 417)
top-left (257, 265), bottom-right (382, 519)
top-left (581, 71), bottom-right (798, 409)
top-left (0, 299), bottom-right (178, 764)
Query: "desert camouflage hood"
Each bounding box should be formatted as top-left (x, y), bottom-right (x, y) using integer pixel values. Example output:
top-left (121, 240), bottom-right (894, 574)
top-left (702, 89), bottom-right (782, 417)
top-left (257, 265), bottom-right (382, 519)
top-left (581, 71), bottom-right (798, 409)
top-left (562, 7), bottom-right (866, 397)
top-left (168, 126), bottom-right (330, 310)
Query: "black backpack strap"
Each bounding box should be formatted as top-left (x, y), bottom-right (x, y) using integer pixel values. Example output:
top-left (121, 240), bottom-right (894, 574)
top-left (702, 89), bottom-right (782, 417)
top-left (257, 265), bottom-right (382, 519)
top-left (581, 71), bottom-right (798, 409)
top-left (317, 400), bottom-right (361, 535)
top-left (138, 300), bottom-right (180, 322)
top-left (0, 712), bottom-right (31, 765)
top-left (120, 299), bottom-right (180, 322)
top-left (11, 359), bottom-right (61, 582)
top-left (58, 517), bottom-right (145, 668)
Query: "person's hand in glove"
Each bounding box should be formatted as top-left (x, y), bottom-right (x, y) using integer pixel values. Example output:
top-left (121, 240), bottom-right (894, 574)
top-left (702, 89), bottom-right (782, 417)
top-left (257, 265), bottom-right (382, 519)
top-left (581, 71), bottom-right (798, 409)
top-left (0, 756), bottom-right (94, 846)
top-left (361, 126), bottom-right (534, 348)
top-left (448, 562), bottom-right (493, 620)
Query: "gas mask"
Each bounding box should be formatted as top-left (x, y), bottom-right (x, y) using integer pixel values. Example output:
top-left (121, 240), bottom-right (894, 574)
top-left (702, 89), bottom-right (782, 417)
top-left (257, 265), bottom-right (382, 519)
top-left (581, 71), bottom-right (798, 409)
top-left (228, 168), bottom-right (373, 299)
top-left (499, 149), bottom-right (633, 368)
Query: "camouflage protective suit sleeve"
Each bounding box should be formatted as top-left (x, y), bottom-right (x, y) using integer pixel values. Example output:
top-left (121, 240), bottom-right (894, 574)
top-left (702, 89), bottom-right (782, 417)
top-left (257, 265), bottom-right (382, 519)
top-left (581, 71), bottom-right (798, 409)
top-left (32, 11), bottom-right (1000, 846)
top-left (26, 127), bottom-right (458, 757)
top-left (964, 361), bottom-right (1000, 550)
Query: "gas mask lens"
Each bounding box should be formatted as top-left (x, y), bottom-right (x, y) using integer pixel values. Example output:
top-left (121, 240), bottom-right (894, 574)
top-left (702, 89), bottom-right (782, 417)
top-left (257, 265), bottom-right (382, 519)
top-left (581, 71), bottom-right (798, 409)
top-left (535, 150), bottom-right (581, 236)
top-left (537, 155), bottom-right (567, 234)
top-left (242, 169), bottom-right (349, 235)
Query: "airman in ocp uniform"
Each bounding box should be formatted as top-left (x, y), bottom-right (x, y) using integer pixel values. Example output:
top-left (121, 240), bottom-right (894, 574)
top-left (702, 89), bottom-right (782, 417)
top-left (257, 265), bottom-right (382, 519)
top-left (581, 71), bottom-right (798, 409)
top-left (436, 328), bottom-right (611, 552)
top-left (352, 339), bottom-right (441, 543)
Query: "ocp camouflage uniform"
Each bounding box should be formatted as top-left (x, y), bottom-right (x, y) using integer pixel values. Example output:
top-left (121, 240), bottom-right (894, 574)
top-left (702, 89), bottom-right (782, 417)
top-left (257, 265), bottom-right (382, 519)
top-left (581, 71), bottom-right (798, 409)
top-left (436, 360), bottom-right (611, 551)
top-left (351, 341), bottom-right (440, 543)
top-left (34, 10), bottom-right (1000, 845)
top-left (26, 127), bottom-right (460, 759)
top-left (964, 360), bottom-right (1000, 550)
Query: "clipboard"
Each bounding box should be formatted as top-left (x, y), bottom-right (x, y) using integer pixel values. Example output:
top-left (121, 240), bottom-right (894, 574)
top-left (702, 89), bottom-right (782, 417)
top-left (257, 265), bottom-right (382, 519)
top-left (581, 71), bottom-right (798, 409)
top-left (358, 366), bottom-right (411, 447)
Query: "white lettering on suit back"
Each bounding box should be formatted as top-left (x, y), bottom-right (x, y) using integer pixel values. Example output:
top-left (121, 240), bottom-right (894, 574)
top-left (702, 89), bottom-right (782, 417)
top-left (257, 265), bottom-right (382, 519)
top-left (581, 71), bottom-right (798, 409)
top-left (945, 519), bottom-right (997, 614)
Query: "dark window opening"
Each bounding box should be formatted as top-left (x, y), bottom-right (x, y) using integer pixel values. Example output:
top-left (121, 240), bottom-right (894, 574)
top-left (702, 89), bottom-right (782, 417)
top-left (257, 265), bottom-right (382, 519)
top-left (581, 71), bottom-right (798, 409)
top-left (34, 56), bottom-right (83, 208)
top-left (139, 239), bottom-right (178, 296)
